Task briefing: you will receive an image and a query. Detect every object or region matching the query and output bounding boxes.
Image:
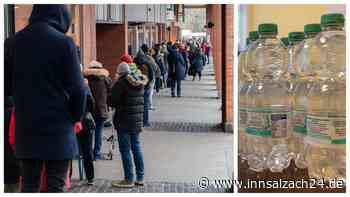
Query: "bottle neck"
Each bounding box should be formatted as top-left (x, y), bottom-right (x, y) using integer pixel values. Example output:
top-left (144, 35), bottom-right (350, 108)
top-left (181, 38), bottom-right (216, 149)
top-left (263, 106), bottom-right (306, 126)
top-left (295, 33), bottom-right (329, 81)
top-left (322, 25), bottom-right (344, 31)
top-left (259, 34), bottom-right (277, 39)
top-left (289, 40), bottom-right (303, 46)
top-left (305, 32), bottom-right (318, 39)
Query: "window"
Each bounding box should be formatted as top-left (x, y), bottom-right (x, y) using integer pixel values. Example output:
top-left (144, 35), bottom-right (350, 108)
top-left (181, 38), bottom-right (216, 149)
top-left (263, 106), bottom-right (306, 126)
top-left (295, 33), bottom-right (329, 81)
top-left (96, 4), bottom-right (123, 24)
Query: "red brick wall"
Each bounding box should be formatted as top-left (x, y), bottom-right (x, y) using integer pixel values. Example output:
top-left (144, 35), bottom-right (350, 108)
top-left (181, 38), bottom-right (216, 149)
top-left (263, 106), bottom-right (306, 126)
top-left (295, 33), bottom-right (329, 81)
top-left (81, 5), bottom-right (96, 65)
top-left (96, 23), bottom-right (128, 77)
top-left (223, 5), bottom-right (234, 128)
top-left (208, 5), bottom-right (222, 94)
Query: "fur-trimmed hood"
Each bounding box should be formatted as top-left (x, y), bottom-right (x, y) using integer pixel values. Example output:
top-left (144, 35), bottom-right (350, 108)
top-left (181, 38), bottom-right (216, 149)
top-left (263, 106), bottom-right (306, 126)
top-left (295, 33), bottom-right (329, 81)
top-left (84, 67), bottom-right (110, 77)
top-left (126, 73), bottom-right (148, 87)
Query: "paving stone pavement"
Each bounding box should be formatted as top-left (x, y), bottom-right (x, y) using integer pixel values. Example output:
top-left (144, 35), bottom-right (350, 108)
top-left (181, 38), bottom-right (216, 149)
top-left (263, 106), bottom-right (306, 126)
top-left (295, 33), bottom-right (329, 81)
top-left (70, 64), bottom-right (233, 193)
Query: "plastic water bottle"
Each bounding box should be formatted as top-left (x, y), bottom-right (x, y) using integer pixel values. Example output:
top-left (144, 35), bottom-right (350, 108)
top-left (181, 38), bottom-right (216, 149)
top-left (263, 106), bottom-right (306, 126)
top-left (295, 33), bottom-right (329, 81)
top-left (289, 24), bottom-right (321, 170)
top-left (239, 31), bottom-right (258, 161)
top-left (245, 23), bottom-right (291, 172)
top-left (305, 13), bottom-right (346, 181)
top-left (284, 31), bottom-right (306, 164)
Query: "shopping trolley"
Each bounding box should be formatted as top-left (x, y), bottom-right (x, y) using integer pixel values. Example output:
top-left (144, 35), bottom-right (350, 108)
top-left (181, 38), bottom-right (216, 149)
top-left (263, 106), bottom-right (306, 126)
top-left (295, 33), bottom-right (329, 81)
top-left (102, 108), bottom-right (117, 160)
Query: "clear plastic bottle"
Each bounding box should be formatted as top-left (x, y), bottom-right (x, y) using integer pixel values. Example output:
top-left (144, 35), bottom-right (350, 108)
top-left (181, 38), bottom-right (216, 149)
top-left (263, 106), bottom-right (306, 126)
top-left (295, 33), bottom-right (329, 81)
top-left (289, 24), bottom-right (321, 170)
top-left (305, 13), bottom-right (346, 182)
top-left (285, 31), bottom-right (306, 165)
top-left (239, 31), bottom-right (258, 161)
top-left (245, 23), bottom-right (291, 172)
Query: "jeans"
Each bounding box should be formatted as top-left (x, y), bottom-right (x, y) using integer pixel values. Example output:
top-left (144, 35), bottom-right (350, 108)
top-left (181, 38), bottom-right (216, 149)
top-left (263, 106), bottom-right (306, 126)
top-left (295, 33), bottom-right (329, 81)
top-left (149, 80), bottom-right (155, 107)
top-left (20, 160), bottom-right (69, 192)
top-left (77, 130), bottom-right (94, 181)
top-left (143, 88), bottom-right (151, 126)
top-left (171, 79), bottom-right (182, 97)
top-left (93, 117), bottom-right (106, 159)
top-left (117, 130), bottom-right (144, 182)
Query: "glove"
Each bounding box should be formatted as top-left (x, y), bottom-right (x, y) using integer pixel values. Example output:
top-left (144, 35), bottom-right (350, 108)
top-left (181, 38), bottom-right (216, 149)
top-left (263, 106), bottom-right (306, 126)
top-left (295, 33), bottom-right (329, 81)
top-left (74, 122), bottom-right (83, 134)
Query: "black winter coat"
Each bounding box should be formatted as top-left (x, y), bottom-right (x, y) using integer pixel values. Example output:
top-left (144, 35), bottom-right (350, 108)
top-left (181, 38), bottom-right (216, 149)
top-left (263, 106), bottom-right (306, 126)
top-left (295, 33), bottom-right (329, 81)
top-left (109, 74), bottom-right (148, 133)
top-left (84, 67), bottom-right (112, 119)
top-left (167, 48), bottom-right (187, 80)
top-left (4, 5), bottom-right (86, 160)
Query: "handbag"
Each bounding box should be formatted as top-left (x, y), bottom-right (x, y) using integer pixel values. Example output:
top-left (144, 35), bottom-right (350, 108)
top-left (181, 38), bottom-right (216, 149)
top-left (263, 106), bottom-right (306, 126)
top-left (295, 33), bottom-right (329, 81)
top-left (82, 112), bottom-right (96, 130)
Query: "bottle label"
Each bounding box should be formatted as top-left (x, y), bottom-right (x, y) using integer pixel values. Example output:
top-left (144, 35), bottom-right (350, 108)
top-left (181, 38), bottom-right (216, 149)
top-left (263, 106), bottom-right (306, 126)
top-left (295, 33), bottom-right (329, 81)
top-left (292, 108), bottom-right (307, 135)
top-left (306, 114), bottom-right (346, 144)
top-left (245, 108), bottom-right (290, 138)
top-left (239, 108), bottom-right (247, 128)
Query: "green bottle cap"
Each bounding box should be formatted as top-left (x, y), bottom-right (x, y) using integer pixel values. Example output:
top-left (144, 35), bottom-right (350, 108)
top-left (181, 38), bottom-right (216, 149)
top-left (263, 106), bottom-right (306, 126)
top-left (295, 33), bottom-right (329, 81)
top-left (280, 37), bottom-right (289, 46)
top-left (258, 23), bottom-right (278, 35)
top-left (288, 32), bottom-right (305, 42)
top-left (321, 13), bottom-right (345, 27)
top-left (304, 24), bottom-right (322, 33)
top-left (249, 31), bottom-right (259, 41)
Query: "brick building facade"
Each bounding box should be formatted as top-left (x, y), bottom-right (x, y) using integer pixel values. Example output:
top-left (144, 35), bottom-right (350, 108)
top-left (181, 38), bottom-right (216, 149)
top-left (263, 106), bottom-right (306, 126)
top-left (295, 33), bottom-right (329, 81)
top-left (7, 4), bottom-right (234, 132)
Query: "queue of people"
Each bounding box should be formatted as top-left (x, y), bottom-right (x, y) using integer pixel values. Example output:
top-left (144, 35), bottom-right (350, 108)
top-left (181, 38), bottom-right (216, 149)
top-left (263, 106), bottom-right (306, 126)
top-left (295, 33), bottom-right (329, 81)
top-left (4, 5), bottom-right (211, 192)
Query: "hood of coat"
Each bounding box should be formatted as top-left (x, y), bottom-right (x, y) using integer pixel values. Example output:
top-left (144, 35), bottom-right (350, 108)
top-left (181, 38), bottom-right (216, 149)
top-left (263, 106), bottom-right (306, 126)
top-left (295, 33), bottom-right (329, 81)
top-left (125, 74), bottom-right (148, 87)
top-left (84, 67), bottom-right (110, 78)
top-left (29, 5), bottom-right (71, 34)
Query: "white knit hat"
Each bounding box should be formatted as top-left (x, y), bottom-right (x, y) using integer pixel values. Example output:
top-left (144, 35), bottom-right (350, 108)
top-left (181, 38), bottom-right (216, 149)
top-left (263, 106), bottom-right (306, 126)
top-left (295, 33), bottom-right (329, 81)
top-left (117, 62), bottom-right (131, 75)
top-left (88, 60), bottom-right (103, 68)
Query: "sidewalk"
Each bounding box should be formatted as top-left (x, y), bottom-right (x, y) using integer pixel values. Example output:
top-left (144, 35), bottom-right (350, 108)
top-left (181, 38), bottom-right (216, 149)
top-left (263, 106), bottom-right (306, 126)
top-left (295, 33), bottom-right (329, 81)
top-left (70, 64), bottom-right (233, 193)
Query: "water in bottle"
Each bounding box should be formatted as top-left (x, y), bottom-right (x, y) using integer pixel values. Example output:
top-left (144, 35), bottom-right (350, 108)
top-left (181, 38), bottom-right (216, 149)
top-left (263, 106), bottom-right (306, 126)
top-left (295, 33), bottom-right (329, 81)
top-left (289, 24), bottom-right (321, 170)
top-left (305, 13), bottom-right (346, 182)
top-left (245, 23), bottom-right (291, 172)
top-left (239, 31), bottom-right (258, 161)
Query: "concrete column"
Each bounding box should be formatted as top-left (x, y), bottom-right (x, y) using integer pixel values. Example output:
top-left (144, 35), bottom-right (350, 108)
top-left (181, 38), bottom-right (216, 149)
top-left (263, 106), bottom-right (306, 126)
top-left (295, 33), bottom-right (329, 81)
top-left (149, 24), bottom-right (153, 47)
top-left (135, 25), bottom-right (139, 55)
top-left (142, 25), bottom-right (147, 44)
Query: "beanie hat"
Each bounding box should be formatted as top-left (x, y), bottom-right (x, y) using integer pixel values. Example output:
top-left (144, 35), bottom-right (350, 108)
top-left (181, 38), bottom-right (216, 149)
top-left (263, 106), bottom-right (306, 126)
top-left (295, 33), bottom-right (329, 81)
top-left (117, 62), bottom-right (131, 75)
top-left (88, 60), bottom-right (103, 68)
top-left (121, 53), bottom-right (133, 64)
top-left (129, 63), bottom-right (142, 76)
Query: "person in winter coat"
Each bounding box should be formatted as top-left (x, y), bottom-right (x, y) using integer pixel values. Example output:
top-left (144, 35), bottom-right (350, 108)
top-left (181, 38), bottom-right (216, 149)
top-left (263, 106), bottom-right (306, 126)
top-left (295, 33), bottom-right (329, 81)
top-left (84, 60), bottom-right (112, 160)
top-left (4, 5), bottom-right (86, 192)
top-left (134, 44), bottom-right (156, 126)
top-left (179, 44), bottom-right (189, 77)
top-left (167, 45), bottom-right (187, 97)
top-left (4, 96), bottom-right (20, 193)
top-left (189, 48), bottom-right (206, 81)
top-left (152, 45), bottom-right (165, 93)
top-left (109, 62), bottom-right (148, 188)
top-left (76, 79), bottom-right (96, 185)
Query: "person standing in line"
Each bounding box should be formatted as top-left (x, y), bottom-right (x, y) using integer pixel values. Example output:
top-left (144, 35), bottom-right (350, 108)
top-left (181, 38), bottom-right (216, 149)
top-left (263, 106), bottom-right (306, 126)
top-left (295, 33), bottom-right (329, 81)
top-left (201, 41), bottom-right (211, 64)
top-left (179, 43), bottom-right (189, 78)
top-left (76, 78), bottom-right (96, 185)
top-left (160, 42), bottom-right (169, 87)
top-left (109, 63), bottom-right (148, 188)
top-left (152, 45), bottom-right (166, 94)
top-left (190, 48), bottom-right (206, 81)
top-left (84, 60), bottom-right (112, 160)
top-left (134, 44), bottom-right (156, 127)
top-left (5, 5), bottom-right (86, 192)
top-left (167, 44), bottom-right (187, 97)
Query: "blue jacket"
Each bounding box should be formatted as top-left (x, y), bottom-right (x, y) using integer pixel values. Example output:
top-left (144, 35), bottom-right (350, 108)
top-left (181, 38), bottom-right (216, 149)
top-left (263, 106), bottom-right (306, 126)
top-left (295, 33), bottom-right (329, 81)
top-left (5, 5), bottom-right (86, 160)
top-left (167, 47), bottom-right (187, 80)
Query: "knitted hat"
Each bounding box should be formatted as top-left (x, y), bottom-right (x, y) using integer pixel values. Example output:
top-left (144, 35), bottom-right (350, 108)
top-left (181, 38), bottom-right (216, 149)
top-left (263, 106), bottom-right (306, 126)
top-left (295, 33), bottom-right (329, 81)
top-left (121, 53), bottom-right (133, 64)
top-left (117, 62), bottom-right (131, 75)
